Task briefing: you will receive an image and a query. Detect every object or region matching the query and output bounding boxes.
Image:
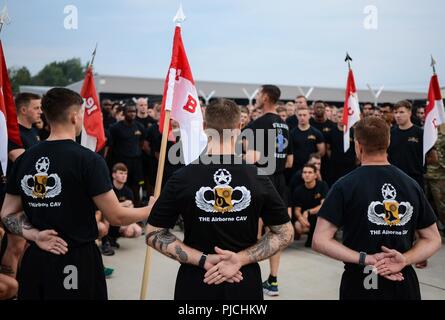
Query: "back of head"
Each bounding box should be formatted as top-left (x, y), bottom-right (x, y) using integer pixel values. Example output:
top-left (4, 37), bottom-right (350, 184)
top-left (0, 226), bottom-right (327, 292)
top-left (41, 88), bottom-right (83, 124)
top-left (205, 99), bottom-right (240, 134)
top-left (261, 85), bottom-right (281, 105)
top-left (15, 92), bottom-right (41, 112)
top-left (354, 116), bottom-right (390, 155)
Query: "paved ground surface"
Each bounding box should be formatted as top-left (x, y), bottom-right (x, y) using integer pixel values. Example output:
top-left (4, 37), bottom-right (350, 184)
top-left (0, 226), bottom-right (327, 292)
top-left (103, 232), bottom-right (445, 300)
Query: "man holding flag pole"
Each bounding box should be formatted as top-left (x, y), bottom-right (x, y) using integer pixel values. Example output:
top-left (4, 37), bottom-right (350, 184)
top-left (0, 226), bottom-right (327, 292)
top-left (141, 5), bottom-right (293, 300)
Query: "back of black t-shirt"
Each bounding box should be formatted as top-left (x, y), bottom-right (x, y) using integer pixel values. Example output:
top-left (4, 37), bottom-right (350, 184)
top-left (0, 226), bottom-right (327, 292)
top-left (318, 165), bottom-right (436, 255)
top-left (6, 140), bottom-right (112, 247)
top-left (246, 113), bottom-right (292, 174)
top-left (147, 155), bottom-right (290, 253)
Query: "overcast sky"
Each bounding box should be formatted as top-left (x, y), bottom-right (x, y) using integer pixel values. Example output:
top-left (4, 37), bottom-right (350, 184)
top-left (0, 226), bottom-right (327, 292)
top-left (4, 0), bottom-right (445, 92)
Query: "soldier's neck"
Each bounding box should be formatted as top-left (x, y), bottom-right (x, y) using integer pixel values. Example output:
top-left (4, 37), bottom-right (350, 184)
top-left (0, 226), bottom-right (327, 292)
top-left (46, 125), bottom-right (76, 141)
top-left (207, 140), bottom-right (236, 155)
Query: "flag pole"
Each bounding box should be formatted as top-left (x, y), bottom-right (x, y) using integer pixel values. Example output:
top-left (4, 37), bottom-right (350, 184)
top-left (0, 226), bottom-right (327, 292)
top-left (431, 55), bottom-right (437, 75)
top-left (0, 5), bottom-right (11, 34)
top-left (345, 52), bottom-right (352, 70)
top-left (139, 4), bottom-right (185, 300)
top-left (89, 43), bottom-right (98, 68)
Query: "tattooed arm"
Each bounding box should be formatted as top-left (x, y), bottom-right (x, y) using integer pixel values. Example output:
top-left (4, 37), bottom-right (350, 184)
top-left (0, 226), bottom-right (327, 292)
top-left (204, 222), bottom-right (293, 285)
top-left (145, 225), bottom-right (243, 283)
top-left (1, 194), bottom-right (68, 255)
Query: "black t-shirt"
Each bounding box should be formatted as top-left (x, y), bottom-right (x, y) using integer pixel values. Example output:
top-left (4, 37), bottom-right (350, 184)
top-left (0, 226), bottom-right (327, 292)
top-left (286, 115), bottom-right (298, 132)
top-left (136, 115), bottom-right (157, 130)
top-left (147, 155), bottom-right (290, 253)
top-left (290, 126), bottom-right (324, 170)
top-left (6, 140), bottom-right (112, 247)
top-left (318, 165), bottom-right (437, 255)
top-left (8, 124), bottom-right (40, 150)
top-left (292, 180), bottom-right (329, 211)
top-left (388, 125), bottom-right (424, 180)
top-left (246, 113), bottom-right (292, 174)
top-left (109, 121), bottom-right (145, 158)
top-left (113, 184), bottom-right (134, 202)
top-left (103, 114), bottom-right (116, 130)
top-left (310, 118), bottom-right (335, 140)
top-left (326, 126), bottom-right (356, 165)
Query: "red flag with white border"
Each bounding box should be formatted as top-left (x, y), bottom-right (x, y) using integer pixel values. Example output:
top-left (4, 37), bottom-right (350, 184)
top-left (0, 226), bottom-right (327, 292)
top-left (423, 74), bottom-right (445, 163)
top-left (342, 69), bottom-right (361, 152)
top-left (159, 25), bottom-right (207, 165)
top-left (80, 66), bottom-right (106, 152)
top-left (0, 40), bottom-right (22, 175)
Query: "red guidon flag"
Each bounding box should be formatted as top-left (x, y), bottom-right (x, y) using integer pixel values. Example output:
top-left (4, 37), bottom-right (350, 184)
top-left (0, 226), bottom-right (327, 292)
top-left (159, 24), bottom-right (207, 165)
top-left (423, 73), bottom-right (445, 163)
top-left (0, 40), bottom-right (22, 175)
top-left (342, 69), bottom-right (361, 152)
top-left (80, 66), bottom-right (106, 152)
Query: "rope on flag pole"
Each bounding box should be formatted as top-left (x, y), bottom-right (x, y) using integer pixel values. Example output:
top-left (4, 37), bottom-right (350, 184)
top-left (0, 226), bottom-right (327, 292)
top-left (139, 4), bottom-right (185, 300)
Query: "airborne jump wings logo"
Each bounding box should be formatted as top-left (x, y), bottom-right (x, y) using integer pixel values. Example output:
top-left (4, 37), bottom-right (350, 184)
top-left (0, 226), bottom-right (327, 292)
top-left (368, 183), bottom-right (413, 227)
top-left (21, 157), bottom-right (62, 199)
top-left (195, 169), bottom-right (251, 213)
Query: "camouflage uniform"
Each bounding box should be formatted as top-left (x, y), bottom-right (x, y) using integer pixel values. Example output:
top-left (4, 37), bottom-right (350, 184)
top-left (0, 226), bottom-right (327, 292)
top-left (425, 129), bottom-right (445, 225)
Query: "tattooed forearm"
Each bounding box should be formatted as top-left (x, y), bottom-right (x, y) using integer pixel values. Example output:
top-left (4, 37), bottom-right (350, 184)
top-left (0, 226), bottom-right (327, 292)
top-left (146, 229), bottom-right (176, 251)
top-left (175, 245), bottom-right (188, 263)
top-left (145, 228), bottom-right (189, 264)
top-left (244, 222), bottom-right (293, 264)
top-left (1, 212), bottom-right (33, 236)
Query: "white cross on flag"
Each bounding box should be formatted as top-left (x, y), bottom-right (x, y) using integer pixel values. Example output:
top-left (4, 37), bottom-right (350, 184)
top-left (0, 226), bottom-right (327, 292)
top-left (423, 73), bottom-right (445, 163)
top-left (342, 69), bottom-right (361, 152)
top-left (159, 22), bottom-right (207, 165)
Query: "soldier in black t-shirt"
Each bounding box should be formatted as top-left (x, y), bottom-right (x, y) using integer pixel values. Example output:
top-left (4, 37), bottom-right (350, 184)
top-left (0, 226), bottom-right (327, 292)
top-left (313, 117), bottom-right (441, 300)
top-left (326, 108), bottom-right (357, 186)
top-left (286, 95), bottom-right (308, 131)
top-left (291, 164), bottom-right (329, 247)
top-left (146, 99), bottom-right (293, 300)
top-left (102, 163), bottom-right (142, 253)
top-left (109, 104), bottom-right (146, 205)
top-left (388, 101), bottom-right (424, 189)
top-left (244, 85), bottom-right (293, 296)
top-left (0, 88), bottom-right (152, 300)
top-left (290, 107), bottom-right (325, 174)
top-left (1, 93), bottom-right (42, 284)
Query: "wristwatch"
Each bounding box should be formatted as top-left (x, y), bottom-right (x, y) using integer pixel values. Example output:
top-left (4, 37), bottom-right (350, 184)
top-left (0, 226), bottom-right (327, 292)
top-left (199, 253), bottom-right (208, 269)
top-left (359, 252), bottom-right (367, 266)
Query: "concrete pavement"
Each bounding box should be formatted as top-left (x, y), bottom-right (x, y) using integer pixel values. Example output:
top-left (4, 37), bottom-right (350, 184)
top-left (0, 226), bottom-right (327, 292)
top-left (103, 232), bottom-right (445, 300)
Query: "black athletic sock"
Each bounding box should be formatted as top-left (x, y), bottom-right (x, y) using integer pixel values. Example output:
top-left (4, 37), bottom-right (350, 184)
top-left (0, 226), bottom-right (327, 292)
top-left (268, 275), bottom-right (277, 284)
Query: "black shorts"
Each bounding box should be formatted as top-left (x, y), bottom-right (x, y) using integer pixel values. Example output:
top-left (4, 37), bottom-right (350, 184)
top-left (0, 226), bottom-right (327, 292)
top-left (18, 242), bottom-right (107, 300)
top-left (268, 173), bottom-right (289, 207)
top-left (340, 264), bottom-right (421, 300)
top-left (174, 263), bottom-right (263, 300)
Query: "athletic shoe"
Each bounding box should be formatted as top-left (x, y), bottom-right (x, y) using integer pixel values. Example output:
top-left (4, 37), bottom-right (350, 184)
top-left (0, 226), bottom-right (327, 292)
top-left (109, 237), bottom-right (120, 249)
top-left (262, 280), bottom-right (279, 296)
top-left (104, 267), bottom-right (114, 278)
top-left (100, 241), bottom-right (115, 256)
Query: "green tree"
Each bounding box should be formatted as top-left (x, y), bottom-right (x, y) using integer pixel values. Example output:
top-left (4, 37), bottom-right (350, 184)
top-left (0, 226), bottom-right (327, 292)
top-left (8, 66), bottom-right (32, 93)
top-left (32, 58), bottom-right (85, 86)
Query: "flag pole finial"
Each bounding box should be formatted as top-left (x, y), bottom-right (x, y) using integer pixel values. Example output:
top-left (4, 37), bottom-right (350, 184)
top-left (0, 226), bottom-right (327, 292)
top-left (431, 55), bottom-right (437, 75)
top-left (173, 3), bottom-right (186, 25)
top-left (0, 5), bottom-right (11, 34)
top-left (345, 52), bottom-right (352, 70)
top-left (89, 43), bottom-right (98, 68)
